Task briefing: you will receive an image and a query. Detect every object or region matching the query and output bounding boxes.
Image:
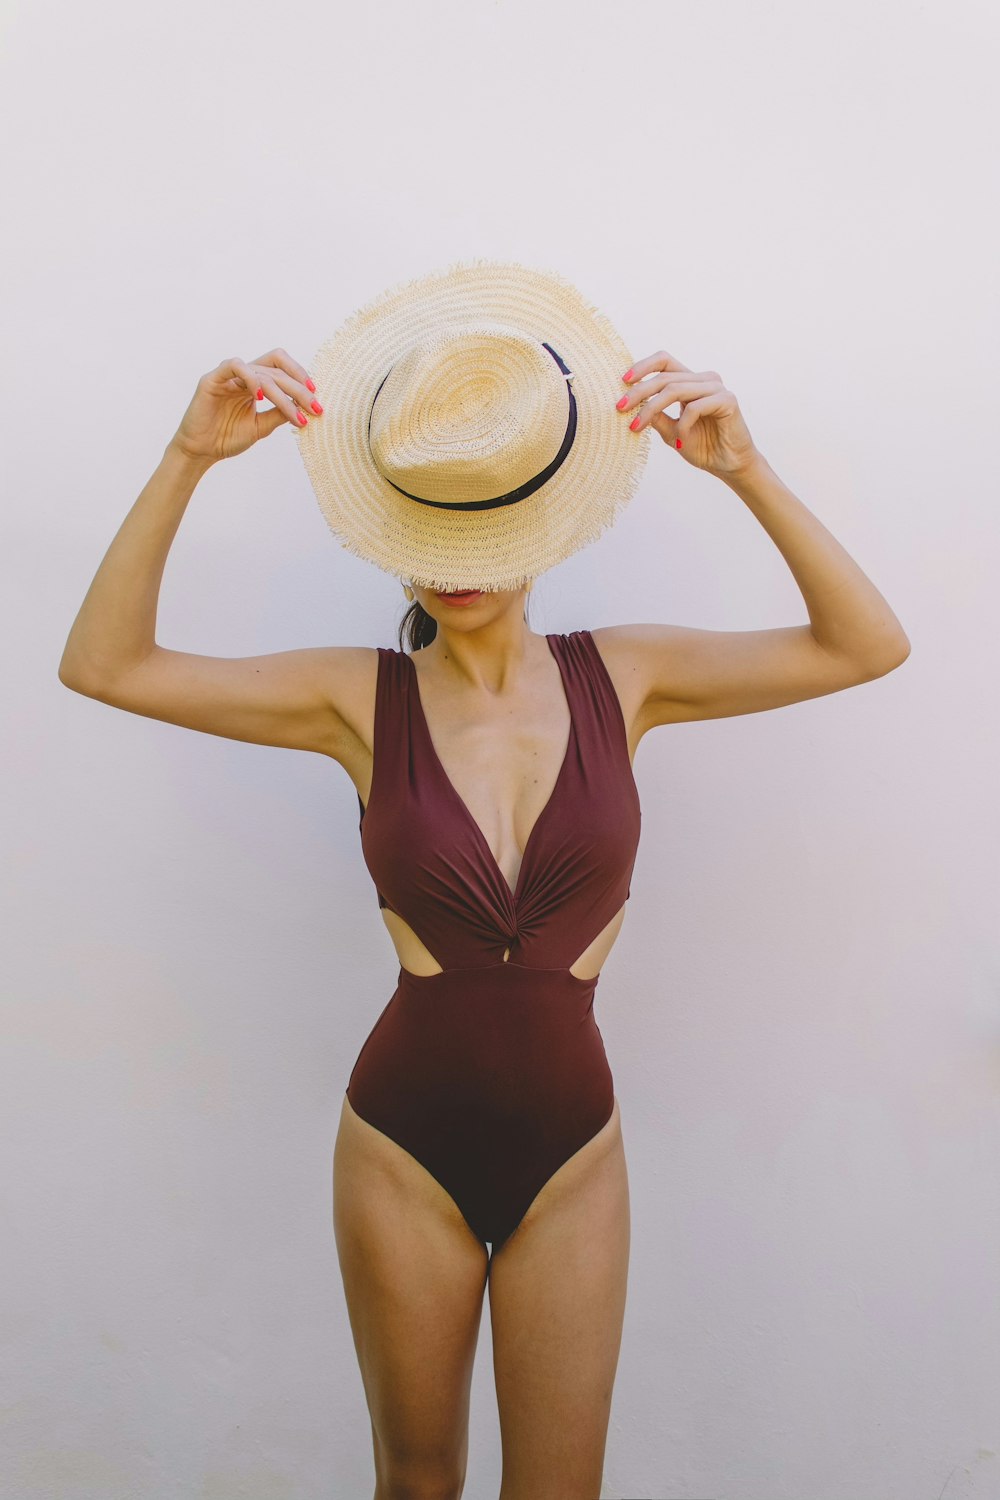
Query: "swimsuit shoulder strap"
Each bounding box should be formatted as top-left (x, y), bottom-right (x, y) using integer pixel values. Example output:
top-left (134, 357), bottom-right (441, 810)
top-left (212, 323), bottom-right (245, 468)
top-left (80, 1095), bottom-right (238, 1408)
top-left (551, 629), bottom-right (631, 761)
top-left (372, 643), bottom-right (422, 776)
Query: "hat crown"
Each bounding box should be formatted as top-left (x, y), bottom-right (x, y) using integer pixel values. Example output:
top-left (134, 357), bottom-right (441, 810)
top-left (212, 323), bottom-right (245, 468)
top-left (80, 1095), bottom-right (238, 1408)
top-left (297, 257), bottom-right (649, 594)
top-left (368, 321), bottom-right (573, 506)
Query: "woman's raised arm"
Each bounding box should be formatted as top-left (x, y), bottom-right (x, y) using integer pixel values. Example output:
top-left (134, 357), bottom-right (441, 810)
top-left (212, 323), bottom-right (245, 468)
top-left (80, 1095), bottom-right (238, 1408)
top-left (57, 353), bottom-right (374, 761)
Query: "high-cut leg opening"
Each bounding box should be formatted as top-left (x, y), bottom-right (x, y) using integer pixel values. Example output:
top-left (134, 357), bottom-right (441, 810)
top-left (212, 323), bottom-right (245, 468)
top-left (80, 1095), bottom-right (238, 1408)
top-left (341, 1092), bottom-right (492, 1251)
top-left (346, 1078), bottom-right (617, 1253)
top-left (487, 1093), bottom-right (620, 1256)
top-left (345, 960), bottom-right (616, 1248)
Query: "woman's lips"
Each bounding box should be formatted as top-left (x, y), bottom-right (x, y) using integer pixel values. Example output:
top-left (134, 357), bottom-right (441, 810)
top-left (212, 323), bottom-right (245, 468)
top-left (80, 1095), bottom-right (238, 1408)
top-left (436, 588), bottom-right (483, 606)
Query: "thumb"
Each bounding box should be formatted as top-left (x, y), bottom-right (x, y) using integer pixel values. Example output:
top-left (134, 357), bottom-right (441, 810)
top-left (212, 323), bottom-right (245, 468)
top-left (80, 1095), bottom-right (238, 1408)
top-left (651, 409), bottom-right (683, 450)
top-left (255, 404), bottom-right (294, 441)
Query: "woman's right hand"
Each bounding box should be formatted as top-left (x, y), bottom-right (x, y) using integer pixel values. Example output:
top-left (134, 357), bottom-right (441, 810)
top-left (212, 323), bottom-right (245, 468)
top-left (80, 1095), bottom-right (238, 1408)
top-left (169, 350), bottom-right (324, 464)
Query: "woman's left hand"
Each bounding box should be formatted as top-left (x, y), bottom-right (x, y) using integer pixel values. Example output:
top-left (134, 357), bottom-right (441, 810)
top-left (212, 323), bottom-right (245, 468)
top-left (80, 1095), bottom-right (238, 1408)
top-left (616, 350), bottom-right (760, 478)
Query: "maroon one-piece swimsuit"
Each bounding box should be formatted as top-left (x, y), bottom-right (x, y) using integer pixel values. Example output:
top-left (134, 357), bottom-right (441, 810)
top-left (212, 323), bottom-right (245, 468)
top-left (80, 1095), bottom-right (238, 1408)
top-left (347, 629), bottom-right (642, 1256)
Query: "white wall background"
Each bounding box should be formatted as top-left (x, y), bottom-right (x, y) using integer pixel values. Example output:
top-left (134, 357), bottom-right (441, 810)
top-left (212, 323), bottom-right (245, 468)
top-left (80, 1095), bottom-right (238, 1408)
top-left (2, 0), bottom-right (997, 1496)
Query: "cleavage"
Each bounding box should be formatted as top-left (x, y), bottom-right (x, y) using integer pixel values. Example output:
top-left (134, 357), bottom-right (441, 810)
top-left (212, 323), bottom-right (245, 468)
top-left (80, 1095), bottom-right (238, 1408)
top-left (411, 654), bottom-right (572, 896)
top-left (441, 717), bottom-right (570, 890)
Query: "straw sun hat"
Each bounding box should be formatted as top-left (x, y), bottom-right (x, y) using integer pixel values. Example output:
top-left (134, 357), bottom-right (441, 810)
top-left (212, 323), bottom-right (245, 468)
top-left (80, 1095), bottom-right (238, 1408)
top-left (294, 258), bottom-right (652, 596)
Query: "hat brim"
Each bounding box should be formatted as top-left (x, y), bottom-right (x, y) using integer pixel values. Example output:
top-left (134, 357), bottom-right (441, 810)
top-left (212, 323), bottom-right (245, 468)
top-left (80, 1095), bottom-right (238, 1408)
top-left (296, 258), bottom-right (651, 594)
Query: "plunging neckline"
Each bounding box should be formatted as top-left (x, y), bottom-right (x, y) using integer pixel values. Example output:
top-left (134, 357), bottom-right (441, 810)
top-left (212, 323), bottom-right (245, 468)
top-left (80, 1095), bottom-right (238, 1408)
top-left (404, 633), bottom-right (576, 906)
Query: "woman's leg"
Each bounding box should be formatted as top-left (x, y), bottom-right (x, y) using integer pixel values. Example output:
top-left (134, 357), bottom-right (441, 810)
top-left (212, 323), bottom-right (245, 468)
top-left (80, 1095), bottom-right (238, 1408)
top-left (334, 1094), bottom-right (491, 1500)
top-left (487, 1097), bottom-right (631, 1500)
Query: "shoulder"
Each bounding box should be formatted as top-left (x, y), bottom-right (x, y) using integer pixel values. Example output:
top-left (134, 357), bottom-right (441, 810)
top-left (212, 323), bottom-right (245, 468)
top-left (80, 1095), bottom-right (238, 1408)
top-left (317, 645), bottom-right (382, 743)
top-left (575, 625), bottom-right (627, 676)
top-left (578, 626), bottom-right (649, 745)
top-left (316, 642), bottom-right (396, 773)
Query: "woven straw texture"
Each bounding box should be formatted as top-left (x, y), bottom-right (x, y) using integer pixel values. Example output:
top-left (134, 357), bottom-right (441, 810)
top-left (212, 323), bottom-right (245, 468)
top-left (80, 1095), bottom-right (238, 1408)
top-left (295, 258), bottom-right (651, 595)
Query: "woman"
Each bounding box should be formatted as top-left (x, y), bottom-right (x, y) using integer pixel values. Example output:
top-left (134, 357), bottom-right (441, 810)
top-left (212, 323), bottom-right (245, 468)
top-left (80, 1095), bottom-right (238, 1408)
top-left (58, 263), bottom-right (909, 1499)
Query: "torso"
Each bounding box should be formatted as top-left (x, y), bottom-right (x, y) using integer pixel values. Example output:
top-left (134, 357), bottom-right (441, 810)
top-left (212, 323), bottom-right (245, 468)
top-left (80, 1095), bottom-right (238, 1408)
top-left (330, 628), bottom-right (644, 981)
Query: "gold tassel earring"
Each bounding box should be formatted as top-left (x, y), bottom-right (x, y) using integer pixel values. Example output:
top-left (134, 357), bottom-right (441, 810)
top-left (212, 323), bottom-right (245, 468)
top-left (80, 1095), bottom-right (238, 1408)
top-left (402, 581), bottom-right (414, 602)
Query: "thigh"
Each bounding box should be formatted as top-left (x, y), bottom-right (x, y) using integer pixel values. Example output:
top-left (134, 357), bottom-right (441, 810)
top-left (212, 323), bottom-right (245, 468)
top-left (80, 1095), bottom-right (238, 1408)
top-left (333, 1093), bottom-right (491, 1488)
top-left (487, 1096), bottom-right (631, 1500)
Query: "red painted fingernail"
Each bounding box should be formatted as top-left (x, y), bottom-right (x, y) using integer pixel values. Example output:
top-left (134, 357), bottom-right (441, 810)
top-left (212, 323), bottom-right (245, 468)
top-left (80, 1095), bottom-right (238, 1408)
top-left (310, 400), bottom-right (324, 414)
top-left (623, 369), bottom-right (634, 382)
top-left (630, 416), bottom-right (641, 431)
top-left (676, 439), bottom-right (682, 449)
top-left (255, 387), bottom-right (263, 401)
top-left (305, 377), bottom-right (316, 392)
top-left (296, 411), bottom-right (307, 426)
top-left (616, 396), bottom-right (628, 410)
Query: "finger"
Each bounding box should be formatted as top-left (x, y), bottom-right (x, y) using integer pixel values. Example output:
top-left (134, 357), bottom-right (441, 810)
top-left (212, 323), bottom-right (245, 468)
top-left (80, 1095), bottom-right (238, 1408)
top-left (253, 403), bottom-right (291, 441)
top-left (620, 371), bottom-right (719, 409)
top-left (623, 375), bottom-right (720, 430)
top-left (227, 358), bottom-right (307, 427)
top-left (261, 363), bottom-right (323, 421)
top-left (651, 407), bottom-right (680, 446)
top-left (623, 349), bottom-right (693, 385)
top-left (245, 343), bottom-right (316, 402)
top-left (218, 353), bottom-right (318, 421)
top-left (672, 391), bottom-right (731, 444)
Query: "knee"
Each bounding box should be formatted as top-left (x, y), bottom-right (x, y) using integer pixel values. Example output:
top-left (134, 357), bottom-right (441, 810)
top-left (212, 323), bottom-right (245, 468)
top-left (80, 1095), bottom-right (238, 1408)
top-left (376, 1476), bottom-right (463, 1500)
top-left (375, 1454), bottom-right (465, 1500)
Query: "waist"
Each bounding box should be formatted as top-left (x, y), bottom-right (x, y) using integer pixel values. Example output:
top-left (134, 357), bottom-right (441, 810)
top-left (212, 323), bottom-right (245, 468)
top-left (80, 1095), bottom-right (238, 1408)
top-left (395, 957), bottom-right (599, 999)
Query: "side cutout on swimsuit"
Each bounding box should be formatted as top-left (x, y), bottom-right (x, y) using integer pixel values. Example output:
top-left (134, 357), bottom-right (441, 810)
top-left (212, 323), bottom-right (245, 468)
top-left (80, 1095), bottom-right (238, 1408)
top-left (568, 901), bottom-right (628, 980)
top-left (380, 908), bottom-right (444, 976)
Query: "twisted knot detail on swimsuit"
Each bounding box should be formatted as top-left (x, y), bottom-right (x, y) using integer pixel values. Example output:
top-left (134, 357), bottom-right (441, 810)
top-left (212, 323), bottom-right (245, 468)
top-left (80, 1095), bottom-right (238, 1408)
top-left (356, 630), bottom-right (641, 974)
